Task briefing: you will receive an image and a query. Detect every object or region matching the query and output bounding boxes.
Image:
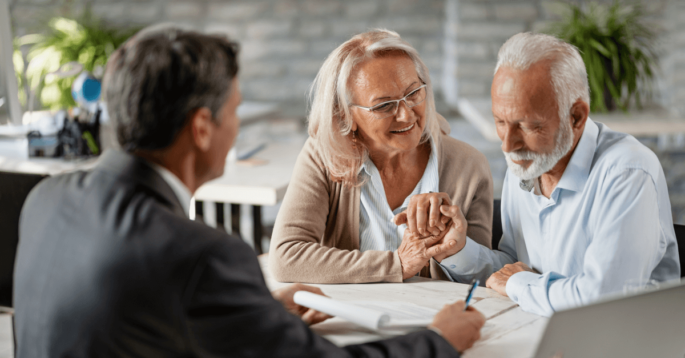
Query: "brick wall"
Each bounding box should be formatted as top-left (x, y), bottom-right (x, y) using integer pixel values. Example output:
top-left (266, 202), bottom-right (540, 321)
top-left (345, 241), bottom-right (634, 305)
top-left (444, 0), bottom-right (678, 102)
top-left (9, 0), bottom-right (445, 104)
top-left (657, 0), bottom-right (685, 117)
top-left (9, 0), bottom-right (685, 113)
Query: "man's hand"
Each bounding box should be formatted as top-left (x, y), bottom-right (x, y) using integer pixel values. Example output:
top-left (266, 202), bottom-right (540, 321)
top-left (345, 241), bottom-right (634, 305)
top-left (393, 192), bottom-right (452, 236)
top-left (429, 205), bottom-right (468, 262)
top-left (485, 262), bottom-right (535, 296)
top-left (272, 283), bottom-right (332, 325)
top-left (430, 300), bottom-right (485, 352)
top-left (397, 204), bottom-right (468, 262)
top-left (397, 230), bottom-right (449, 280)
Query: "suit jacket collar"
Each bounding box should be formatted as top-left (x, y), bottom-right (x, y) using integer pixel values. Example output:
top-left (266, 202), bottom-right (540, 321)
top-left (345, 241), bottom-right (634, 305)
top-left (95, 150), bottom-right (187, 218)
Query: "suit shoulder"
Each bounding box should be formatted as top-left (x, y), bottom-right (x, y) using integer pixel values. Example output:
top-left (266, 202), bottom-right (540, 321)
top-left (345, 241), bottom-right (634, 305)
top-left (22, 170), bottom-right (88, 211)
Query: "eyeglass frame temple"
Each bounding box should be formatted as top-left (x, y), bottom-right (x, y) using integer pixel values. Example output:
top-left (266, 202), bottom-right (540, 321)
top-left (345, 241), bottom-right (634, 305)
top-left (350, 84), bottom-right (428, 112)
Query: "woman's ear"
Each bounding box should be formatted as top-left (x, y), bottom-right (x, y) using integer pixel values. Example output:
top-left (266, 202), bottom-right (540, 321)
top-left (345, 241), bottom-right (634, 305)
top-left (351, 120), bottom-right (358, 132)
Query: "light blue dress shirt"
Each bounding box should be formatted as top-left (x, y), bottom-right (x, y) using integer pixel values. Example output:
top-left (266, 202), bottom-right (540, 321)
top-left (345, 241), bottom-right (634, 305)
top-left (440, 119), bottom-right (681, 316)
top-left (358, 140), bottom-right (439, 252)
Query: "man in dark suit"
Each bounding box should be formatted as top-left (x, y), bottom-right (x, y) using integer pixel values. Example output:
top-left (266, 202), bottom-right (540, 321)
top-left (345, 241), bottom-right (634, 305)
top-left (13, 26), bottom-right (485, 357)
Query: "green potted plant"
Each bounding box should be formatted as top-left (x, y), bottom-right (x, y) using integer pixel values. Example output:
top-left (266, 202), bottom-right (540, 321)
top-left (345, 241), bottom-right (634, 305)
top-left (14, 13), bottom-right (138, 111)
top-left (546, 1), bottom-right (658, 112)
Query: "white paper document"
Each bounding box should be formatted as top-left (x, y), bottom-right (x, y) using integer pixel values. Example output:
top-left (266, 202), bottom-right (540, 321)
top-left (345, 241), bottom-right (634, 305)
top-left (293, 291), bottom-right (438, 331)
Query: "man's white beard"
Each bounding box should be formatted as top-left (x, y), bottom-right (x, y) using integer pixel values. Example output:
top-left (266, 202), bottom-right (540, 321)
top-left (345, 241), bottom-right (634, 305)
top-left (504, 118), bottom-right (574, 181)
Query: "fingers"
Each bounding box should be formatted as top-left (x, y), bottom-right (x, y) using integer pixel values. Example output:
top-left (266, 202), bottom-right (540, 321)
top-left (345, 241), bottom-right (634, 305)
top-left (465, 306), bottom-right (486, 321)
top-left (439, 204), bottom-right (461, 218)
top-left (428, 193), bottom-right (450, 235)
top-left (485, 275), bottom-right (495, 288)
top-left (426, 239), bottom-right (455, 257)
top-left (393, 211), bottom-right (408, 226)
top-left (450, 300), bottom-right (466, 311)
top-left (416, 201), bottom-right (429, 236)
top-left (407, 199), bottom-right (418, 234)
top-left (423, 233), bottom-right (444, 247)
top-left (298, 285), bottom-right (327, 297)
top-left (302, 309), bottom-right (332, 326)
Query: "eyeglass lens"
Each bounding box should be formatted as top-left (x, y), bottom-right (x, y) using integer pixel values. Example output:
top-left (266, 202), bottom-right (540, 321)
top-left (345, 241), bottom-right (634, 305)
top-left (370, 86), bottom-right (426, 119)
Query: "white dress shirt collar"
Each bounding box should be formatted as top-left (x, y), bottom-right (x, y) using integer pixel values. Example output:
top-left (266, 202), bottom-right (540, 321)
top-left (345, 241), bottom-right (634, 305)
top-left (148, 162), bottom-right (192, 216)
top-left (520, 118), bottom-right (599, 195)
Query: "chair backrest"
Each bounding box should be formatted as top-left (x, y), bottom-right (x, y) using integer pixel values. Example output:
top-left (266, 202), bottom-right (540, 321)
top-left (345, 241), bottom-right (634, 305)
top-left (673, 224), bottom-right (685, 278)
top-left (0, 171), bottom-right (47, 307)
top-left (492, 199), bottom-right (502, 250)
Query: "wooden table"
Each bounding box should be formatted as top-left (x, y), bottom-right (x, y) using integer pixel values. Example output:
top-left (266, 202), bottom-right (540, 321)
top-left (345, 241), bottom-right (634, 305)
top-left (259, 256), bottom-right (549, 358)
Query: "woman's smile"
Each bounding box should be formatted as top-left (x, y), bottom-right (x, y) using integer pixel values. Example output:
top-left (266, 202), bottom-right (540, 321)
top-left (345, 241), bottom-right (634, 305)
top-left (390, 122), bottom-right (415, 135)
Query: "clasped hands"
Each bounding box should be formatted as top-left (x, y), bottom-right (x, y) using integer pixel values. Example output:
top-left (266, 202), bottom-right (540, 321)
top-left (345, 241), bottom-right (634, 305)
top-left (393, 192), bottom-right (469, 280)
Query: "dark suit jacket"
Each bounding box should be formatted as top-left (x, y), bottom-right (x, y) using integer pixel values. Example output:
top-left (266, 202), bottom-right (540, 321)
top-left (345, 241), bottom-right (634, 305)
top-left (13, 150), bottom-right (459, 358)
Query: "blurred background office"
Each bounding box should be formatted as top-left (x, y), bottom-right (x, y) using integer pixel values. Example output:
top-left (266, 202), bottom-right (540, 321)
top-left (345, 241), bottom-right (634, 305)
top-left (2, 0), bottom-right (685, 253)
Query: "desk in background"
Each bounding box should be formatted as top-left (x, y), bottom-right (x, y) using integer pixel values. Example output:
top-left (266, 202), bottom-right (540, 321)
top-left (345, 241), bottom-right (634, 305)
top-left (194, 134), bottom-right (306, 254)
top-left (259, 255), bottom-right (548, 358)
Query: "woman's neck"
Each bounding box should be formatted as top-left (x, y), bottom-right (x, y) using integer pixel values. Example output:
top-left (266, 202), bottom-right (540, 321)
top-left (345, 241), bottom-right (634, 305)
top-left (368, 141), bottom-right (430, 174)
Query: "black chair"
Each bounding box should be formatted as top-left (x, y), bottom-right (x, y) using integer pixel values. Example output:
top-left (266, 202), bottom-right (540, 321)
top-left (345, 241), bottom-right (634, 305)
top-left (493, 199), bottom-right (685, 278)
top-left (673, 224), bottom-right (685, 278)
top-left (0, 171), bottom-right (47, 308)
top-left (492, 199), bottom-right (502, 250)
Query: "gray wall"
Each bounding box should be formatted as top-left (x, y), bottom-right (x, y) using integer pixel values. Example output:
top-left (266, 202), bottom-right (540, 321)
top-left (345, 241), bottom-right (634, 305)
top-left (10, 0), bottom-right (445, 104)
top-left (9, 0), bottom-right (685, 116)
top-left (446, 0), bottom-right (684, 116)
top-left (657, 0), bottom-right (685, 116)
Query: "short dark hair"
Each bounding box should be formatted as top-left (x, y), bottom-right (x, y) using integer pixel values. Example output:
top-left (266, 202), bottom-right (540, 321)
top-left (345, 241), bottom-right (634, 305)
top-left (104, 26), bottom-right (240, 152)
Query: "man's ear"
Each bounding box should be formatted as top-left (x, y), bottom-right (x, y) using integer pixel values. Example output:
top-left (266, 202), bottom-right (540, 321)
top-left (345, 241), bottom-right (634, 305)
top-left (189, 107), bottom-right (214, 152)
top-left (570, 99), bottom-right (589, 129)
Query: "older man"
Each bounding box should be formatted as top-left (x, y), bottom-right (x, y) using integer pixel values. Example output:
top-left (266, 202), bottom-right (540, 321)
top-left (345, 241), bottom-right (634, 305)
top-left (399, 32), bottom-right (680, 316)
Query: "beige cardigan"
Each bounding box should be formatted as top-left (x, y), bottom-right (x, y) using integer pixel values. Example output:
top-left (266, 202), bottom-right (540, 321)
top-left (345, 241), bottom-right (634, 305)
top-left (269, 121), bottom-right (493, 283)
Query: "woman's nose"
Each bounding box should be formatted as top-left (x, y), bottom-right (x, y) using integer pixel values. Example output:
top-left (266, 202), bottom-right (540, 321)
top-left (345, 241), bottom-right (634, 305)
top-left (395, 100), bottom-right (414, 122)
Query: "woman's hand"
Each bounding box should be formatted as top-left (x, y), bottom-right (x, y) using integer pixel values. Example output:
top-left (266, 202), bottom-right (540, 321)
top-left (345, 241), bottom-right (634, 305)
top-left (397, 230), bottom-right (450, 280)
top-left (272, 283), bottom-right (333, 325)
top-left (430, 205), bottom-right (468, 262)
top-left (393, 192), bottom-right (452, 236)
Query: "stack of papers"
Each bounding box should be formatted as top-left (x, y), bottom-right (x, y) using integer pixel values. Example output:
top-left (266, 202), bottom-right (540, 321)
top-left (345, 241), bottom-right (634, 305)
top-left (294, 291), bottom-right (438, 331)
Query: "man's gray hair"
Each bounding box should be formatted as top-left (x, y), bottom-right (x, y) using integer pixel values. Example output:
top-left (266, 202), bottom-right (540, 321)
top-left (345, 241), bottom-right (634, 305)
top-left (104, 25), bottom-right (239, 152)
top-left (495, 33), bottom-right (590, 123)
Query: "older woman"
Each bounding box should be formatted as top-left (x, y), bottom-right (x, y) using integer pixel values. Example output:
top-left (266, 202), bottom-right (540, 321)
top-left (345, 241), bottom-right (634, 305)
top-left (269, 30), bottom-right (493, 283)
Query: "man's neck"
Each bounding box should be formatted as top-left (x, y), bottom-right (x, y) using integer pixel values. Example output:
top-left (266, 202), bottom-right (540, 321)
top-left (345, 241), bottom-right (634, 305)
top-left (538, 142), bottom-right (578, 198)
top-left (135, 148), bottom-right (202, 194)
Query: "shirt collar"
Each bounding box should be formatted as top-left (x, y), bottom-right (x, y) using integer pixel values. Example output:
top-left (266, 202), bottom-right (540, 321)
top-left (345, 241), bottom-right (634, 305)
top-left (359, 138), bottom-right (440, 212)
top-left (148, 162), bottom-right (192, 216)
top-left (555, 118), bottom-right (598, 193)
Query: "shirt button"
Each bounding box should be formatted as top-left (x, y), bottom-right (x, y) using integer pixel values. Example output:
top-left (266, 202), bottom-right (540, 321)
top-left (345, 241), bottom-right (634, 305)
top-left (450, 265), bottom-right (456, 269)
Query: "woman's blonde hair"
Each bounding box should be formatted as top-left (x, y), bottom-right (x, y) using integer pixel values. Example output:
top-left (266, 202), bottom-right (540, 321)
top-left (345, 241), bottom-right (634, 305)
top-left (307, 29), bottom-right (441, 187)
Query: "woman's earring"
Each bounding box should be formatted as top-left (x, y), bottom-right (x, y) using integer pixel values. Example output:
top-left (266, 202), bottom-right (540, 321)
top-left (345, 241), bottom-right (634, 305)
top-left (352, 130), bottom-right (357, 147)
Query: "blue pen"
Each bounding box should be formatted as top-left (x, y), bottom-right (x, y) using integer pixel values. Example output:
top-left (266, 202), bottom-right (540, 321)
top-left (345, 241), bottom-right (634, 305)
top-left (463, 279), bottom-right (479, 310)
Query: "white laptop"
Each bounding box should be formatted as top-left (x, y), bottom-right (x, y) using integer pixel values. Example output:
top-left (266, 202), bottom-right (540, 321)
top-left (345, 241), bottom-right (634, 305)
top-left (534, 280), bottom-right (685, 358)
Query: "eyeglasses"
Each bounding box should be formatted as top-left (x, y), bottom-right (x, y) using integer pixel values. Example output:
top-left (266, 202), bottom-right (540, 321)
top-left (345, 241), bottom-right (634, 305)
top-left (351, 84), bottom-right (427, 120)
